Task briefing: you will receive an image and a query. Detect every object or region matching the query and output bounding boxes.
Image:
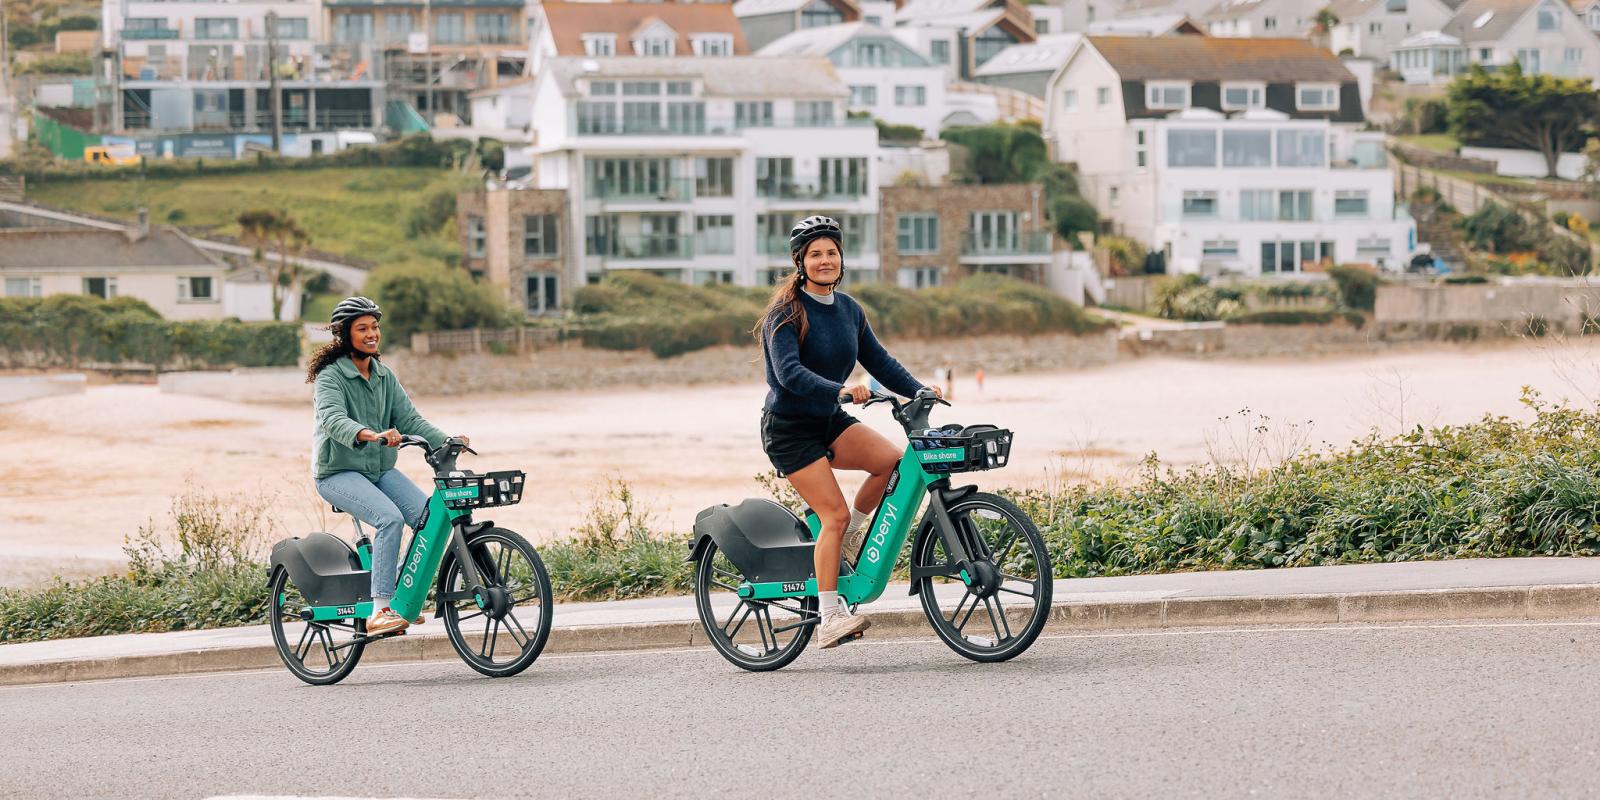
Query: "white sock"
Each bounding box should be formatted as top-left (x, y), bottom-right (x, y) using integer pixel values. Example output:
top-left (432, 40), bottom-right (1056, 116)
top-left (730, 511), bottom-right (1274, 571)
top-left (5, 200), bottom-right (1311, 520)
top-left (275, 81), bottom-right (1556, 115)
top-left (819, 590), bottom-right (839, 621)
top-left (845, 507), bottom-right (870, 536)
top-left (371, 596), bottom-right (391, 615)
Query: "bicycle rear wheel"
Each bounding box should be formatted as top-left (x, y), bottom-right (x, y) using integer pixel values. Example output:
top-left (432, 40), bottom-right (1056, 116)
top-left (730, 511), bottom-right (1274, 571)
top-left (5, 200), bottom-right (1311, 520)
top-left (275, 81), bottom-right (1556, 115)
top-left (694, 540), bottom-right (817, 672)
top-left (268, 567), bottom-right (365, 686)
top-left (912, 492), bottom-right (1052, 663)
top-left (439, 528), bottom-right (553, 678)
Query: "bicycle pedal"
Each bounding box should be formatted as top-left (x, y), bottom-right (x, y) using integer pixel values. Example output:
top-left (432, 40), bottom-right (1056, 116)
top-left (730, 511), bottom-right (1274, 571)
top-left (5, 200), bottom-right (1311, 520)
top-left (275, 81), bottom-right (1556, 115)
top-left (838, 631), bottom-right (865, 645)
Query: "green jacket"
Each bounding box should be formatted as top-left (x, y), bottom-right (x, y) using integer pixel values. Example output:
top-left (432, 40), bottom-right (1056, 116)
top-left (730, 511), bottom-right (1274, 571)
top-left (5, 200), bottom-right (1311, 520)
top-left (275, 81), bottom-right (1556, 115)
top-left (313, 356), bottom-right (446, 481)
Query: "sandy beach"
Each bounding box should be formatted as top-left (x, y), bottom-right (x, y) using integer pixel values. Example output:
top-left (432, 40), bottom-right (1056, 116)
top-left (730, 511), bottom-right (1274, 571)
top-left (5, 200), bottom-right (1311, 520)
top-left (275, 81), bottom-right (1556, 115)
top-left (5, 337), bottom-right (1599, 586)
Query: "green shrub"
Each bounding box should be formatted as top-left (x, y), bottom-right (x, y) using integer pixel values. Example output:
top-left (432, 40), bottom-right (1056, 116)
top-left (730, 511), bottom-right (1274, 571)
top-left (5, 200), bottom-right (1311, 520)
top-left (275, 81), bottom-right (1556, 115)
top-left (0, 295), bottom-right (299, 368)
top-left (15, 52), bottom-right (92, 76)
top-left (1228, 309), bottom-right (1365, 328)
top-left (1327, 265), bottom-right (1378, 311)
top-left (366, 263), bottom-right (517, 342)
top-left (540, 478), bottom-right (694, 600)
top-left (1443, 273), bottom-right (1490, 284)
top-left (405, 188), bottom-right (457, 238)
top-left (1460, 202), bottom-right (1536, 254)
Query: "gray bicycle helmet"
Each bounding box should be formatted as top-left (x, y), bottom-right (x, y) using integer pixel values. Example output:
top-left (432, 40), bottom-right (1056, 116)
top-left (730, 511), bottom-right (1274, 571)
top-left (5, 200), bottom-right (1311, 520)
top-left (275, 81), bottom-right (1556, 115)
top-left (789, 215), bottom-right (843, 259)
top-left (330, 296), bottom-right (382, 328)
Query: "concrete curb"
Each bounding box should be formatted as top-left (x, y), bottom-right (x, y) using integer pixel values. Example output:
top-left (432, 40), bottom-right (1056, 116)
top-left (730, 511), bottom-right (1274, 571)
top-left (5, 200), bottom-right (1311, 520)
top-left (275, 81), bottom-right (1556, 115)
top-left (5, 583), bottom-right (1599, 687)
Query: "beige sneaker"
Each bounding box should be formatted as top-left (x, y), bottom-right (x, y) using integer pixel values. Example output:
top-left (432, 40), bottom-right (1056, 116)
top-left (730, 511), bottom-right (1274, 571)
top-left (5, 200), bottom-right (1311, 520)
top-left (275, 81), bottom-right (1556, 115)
top-left (818, 611), bottom-right (870, 649)
top-left (367, 608), bottom-right (409, 636)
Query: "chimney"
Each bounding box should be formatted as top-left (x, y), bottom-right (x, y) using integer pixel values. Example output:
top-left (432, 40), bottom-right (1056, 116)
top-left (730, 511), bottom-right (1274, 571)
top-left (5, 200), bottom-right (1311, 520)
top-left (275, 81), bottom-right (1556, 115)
top-left (136, 207), bottom-right (150, 239)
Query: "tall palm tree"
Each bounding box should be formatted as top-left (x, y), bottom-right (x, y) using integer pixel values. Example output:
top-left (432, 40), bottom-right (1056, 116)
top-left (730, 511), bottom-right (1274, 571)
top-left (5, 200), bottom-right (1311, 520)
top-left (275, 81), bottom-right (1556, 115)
top-left (238, 208), bottom-right (311, 321)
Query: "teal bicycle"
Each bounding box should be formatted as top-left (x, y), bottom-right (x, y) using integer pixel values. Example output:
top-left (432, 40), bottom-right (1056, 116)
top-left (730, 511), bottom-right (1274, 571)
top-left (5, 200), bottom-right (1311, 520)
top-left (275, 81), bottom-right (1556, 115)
top-left (267, 436), bottom-right (553, 685)
top-left (689, 389), bottom-right (1053, 671)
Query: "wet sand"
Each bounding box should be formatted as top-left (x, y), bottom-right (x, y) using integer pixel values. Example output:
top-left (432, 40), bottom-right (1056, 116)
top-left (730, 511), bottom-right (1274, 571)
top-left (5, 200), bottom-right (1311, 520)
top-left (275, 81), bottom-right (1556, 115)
top-left (5, 337), bottom-right (1599, 586)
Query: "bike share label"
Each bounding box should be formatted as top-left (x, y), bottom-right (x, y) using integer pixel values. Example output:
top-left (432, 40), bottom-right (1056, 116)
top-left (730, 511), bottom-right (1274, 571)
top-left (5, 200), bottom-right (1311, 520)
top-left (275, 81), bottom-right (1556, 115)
top-left (442, 486), bottom-right (481, 501)
top-left (917, 448), bottom-right (965, 464)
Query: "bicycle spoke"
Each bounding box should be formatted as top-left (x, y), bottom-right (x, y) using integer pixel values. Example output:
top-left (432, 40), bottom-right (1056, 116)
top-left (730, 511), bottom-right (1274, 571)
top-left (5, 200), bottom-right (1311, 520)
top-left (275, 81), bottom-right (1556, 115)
top-left (990, 529), bottom-right (1020, 567)
top-left (455, 609), bottom-right (486, 623)
top-left (496, 544), bottom-right (512, 584)
top-left (293, 624), bottom-right (314, 661)
top-left (481, 617), bottom-right (496, 657)
top-left (503, 611), bottom-right (532, 648)
top-left (318, 626), bottom-right (337, 669)
top-left (990, 594), bottom-right (1013, 640)
top-left (723, 603), bottom-right (752, 639)
top-left (997, 584), bottom-right (1036, 599)
top-left (983, 596), bottom-right (1007, 642)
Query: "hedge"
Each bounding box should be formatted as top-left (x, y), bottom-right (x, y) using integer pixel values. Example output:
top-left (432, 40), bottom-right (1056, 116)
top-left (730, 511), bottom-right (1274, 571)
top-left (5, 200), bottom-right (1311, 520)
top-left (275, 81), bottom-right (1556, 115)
top-left (0, 295), bottom-right (300, 369)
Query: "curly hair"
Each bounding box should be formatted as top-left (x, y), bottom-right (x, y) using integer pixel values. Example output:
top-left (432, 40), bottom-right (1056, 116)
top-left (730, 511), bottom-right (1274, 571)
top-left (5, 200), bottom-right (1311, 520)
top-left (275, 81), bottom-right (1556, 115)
top-left (304, 322), bottom-right (378, 383)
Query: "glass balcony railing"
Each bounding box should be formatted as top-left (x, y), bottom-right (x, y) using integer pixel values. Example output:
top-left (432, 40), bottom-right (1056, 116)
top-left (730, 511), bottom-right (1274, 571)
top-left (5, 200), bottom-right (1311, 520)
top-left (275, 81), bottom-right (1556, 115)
top-left (961, 231), bottom-right (1052, 257)
top-left (759, 232), bottom-right (874, 258)
top-left (756, 181), bottom-right (869, 201)
top-left (596, 234), bottom-right (695, 260)
top-left (574, 114), bottom-right (873, 137)
top-left (123, 29), bottom-right (180, 40)
top-left (587, 178), bottom-right (694, 202)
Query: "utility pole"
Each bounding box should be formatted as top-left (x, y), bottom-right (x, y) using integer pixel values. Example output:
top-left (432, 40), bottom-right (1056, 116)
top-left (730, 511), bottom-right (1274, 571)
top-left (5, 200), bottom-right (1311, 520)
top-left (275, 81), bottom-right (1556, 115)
top-left (267, 10), bottom-right (283, 153)
top-left (423, 0), bottom-right (432, 127)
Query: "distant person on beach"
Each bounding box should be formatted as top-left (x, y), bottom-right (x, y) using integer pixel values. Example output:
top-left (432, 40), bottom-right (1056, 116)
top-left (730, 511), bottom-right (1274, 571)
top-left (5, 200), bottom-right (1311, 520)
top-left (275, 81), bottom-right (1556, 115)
top-left (754, 215), bottom-right (940, 649)
top-left (975, 366), bottom-right (986, 394)
top-left (306, 296), bottom-right (469, 638)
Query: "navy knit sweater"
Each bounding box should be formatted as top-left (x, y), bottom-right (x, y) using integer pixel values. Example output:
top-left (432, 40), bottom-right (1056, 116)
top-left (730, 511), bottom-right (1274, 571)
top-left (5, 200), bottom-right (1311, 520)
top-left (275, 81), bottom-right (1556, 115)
top-left (762, 291), bottom-right (925, 418)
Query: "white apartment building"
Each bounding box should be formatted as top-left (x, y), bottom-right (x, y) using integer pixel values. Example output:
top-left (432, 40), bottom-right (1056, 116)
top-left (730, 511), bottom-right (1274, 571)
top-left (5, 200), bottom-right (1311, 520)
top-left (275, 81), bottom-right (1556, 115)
top-left (1390, 0), bottom-right (1600, 84)
top-left (1327, 0), bottom-right (1455, 62)
top-left (1203, 0), bottom-right (1325, 38)
top-left (1047, 36), bottom-right (1414, 275)
top-left (528, 56), bottom-right (881, 287)
top-left (760, 22), bottom-right (951, 134)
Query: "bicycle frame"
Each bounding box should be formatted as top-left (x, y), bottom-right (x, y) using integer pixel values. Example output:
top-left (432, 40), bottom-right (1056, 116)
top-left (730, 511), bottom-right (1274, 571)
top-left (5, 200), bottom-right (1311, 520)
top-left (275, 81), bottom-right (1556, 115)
top-left (736, 444), bottom-right (975, 607)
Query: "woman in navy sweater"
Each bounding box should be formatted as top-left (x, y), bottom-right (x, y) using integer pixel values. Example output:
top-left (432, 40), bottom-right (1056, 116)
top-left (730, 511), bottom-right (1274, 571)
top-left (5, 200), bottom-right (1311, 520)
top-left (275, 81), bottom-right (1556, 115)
top-left (756, 215), bottom-right (939, 649)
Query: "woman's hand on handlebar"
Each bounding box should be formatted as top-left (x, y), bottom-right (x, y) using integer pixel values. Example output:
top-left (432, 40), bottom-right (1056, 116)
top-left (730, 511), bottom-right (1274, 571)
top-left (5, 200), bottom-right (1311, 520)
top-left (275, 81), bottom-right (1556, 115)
top-left (358, 428), bottom-right (403, 447)
top-left (839, 385), bottom-right (873, 405)
top-left (926, 385), bottom-right (945, 400)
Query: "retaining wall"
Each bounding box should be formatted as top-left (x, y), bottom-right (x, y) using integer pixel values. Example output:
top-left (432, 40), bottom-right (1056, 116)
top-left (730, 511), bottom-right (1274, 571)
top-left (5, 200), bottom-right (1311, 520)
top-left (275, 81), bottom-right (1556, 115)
top-left (0, 373), bottom-right (85, 405)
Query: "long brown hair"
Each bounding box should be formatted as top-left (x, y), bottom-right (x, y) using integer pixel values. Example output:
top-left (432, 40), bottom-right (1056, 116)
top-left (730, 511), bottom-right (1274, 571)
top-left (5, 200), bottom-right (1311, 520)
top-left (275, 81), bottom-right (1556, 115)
top-left (304, 322), bottom-right (378, 383)
top-left (753, 266), bottom-right (809, 347)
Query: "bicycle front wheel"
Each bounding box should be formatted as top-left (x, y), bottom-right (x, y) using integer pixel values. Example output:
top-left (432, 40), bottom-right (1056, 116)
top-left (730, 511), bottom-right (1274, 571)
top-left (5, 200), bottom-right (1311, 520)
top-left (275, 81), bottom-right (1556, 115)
top-left (912, 492), bottom-right (1053, 663)
top-left (439, 528), bottom-right (553, 678)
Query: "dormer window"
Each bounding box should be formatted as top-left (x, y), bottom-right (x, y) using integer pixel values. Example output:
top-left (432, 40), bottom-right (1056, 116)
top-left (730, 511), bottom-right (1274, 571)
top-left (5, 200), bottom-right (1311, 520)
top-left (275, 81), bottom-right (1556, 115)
top-left (583, 33), bottom-right (616, 57)
top-left (691, 33), bottom-right (733, 56)
top-left (636, 36), bottom-right (674, 56)
top-left (1220, 82), bottom-right (1264, 110)
top-left (1145, 82), bottom-right (1190, 110)
top-left (1537, 4), bottom-right (1559, 30)
top-left (1296, 83), bottom-right (1339, 111)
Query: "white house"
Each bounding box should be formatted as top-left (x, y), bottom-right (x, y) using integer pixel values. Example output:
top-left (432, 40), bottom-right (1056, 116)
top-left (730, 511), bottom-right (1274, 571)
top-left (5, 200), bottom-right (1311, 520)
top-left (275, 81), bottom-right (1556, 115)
top-left (734, 0), bottom-right (862, 52)
top-left (530, 1), bottom-right (750, 76)
top-left (760, 22), bottom-right (952, 134)
top-left (1047, 36), bottom-right (1415, 275)
top-left (973, 34), bottom-right (1083, 99)
top-left (892, 0), bottom-right (1038, 80)
top-left (528, 56), bottom-right (881, 287)
top-left (0, 225), bottom-right (234, 320)
top-left (1086, 12), bottom-right (1209, 35)
top-left (1390, 0), bottom-right (1600, 83)
top-left (1327, 0), bottom-right (1455, 62)
top-left (1203, 0), bottom-right (1326, 38)
top-left (1574, 0), bottom-right (1600, 32)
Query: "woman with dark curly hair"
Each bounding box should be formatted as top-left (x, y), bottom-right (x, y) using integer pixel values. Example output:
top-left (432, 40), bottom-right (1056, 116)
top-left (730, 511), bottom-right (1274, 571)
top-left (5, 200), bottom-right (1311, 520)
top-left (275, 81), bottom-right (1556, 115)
top-left (306, 296), bottom-right (468, 636)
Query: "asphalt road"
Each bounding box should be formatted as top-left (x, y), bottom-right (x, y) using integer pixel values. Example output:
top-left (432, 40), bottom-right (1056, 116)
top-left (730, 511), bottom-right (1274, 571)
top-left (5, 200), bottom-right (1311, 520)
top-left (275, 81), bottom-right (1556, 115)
top-left (6, 620), bottom-right (1600, 799)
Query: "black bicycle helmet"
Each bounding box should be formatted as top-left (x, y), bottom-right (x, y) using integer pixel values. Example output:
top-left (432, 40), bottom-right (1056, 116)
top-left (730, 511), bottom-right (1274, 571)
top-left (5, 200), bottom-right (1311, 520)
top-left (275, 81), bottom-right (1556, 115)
top-left (789, 215), bottom-right (843, 259)
top-left (330, 296), bottom-right (382, 328)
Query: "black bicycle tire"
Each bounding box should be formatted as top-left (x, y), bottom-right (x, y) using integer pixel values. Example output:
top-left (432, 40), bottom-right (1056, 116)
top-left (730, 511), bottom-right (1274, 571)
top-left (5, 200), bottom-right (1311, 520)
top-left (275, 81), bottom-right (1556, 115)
top-left (694, 541), bottom-right (816, 672)
top-left (439, 527), bottom-right (553, 678)
top-left (268, 567), bottom-right (365, 686)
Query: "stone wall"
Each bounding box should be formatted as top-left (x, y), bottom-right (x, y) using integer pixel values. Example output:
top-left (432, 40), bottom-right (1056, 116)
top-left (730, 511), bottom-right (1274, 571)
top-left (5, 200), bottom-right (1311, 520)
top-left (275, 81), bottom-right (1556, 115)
top-left (1375, 282), bottom-right (1600, 334)
top-left (387, 330), bottom-right (1122, 396)
top-left (878, 183), bottom-right (1050, 285)
top-left (456, 188), bottom-right (569, 313)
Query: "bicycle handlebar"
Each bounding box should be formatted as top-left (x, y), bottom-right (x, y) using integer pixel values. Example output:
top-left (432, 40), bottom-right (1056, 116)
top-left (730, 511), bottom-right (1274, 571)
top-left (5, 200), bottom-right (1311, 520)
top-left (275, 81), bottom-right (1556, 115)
top-left (837, 387), bottom-right (949, 432)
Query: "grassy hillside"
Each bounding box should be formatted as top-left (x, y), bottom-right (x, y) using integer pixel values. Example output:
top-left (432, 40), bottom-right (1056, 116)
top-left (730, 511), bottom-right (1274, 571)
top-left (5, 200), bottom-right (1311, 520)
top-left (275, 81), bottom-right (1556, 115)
top-left (28, 167), bottom-right (476, 272)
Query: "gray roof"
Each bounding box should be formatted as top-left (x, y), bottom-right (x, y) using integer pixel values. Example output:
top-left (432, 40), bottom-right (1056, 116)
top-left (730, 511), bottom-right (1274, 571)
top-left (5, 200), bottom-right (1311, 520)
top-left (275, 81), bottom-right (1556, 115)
top-left (1442, 0), bottom-right (1540, 41)
top-left (897, 0), bottom-right (995, 20)
top-left (733, 0), bottom-right (812, 16)
top-left (973, 33), bottom-right (1082, 76)
top-left (1084, 12), bottom-right (1195, 34)
top-left (0, 228), bottom-right (222, 271)
top-left (1086, 35), bottom-right (1356, 81)
top-left (543, 56), bottom-right (848, 98)
top-left (900, 8), bottom-right (1006, 28)
top-left (1324, 0), bottom-right (1385, 20)
top-left (758, 21), bottom-right (873, 56)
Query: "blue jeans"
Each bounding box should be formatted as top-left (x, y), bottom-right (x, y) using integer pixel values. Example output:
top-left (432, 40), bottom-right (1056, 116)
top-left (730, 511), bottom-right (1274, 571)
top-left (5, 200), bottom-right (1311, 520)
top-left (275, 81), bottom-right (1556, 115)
top-left (315, 470), bottom-right (428, 601)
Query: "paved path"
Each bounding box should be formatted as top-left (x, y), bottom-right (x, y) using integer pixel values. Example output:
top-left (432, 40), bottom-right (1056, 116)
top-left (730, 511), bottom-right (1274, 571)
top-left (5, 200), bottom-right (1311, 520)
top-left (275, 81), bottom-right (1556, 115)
top-left (6, 617), bottom-right (1600, 798)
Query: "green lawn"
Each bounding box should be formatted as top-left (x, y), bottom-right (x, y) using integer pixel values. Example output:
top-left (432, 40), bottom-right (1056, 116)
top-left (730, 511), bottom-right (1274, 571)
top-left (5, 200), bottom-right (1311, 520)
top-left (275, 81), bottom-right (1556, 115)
top-left (28, 167), bottom-right (476, 273)
top-left (1399, 134), bottom-right (1462, 154)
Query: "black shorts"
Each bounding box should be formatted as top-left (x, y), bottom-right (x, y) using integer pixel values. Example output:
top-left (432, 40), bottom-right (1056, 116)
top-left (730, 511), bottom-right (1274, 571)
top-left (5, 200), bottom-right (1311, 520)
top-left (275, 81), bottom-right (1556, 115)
top-left (760, 408), bottom-right (860, 476)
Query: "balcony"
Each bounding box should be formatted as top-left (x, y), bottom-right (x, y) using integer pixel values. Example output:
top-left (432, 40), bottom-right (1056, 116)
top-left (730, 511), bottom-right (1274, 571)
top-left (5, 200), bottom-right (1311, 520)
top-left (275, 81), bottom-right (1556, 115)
top-left (756, 181), bottom-right (869, 202)
top-left (1333, 137), bottom-right (1389, 169)
top-left (588, 178), bottom-right (694, 203)
top-left (594, 233), bottom-right (695, 261)
top-left (123, 28), bottom-right (180, 40)
top-left (960, 231), bottom-right (1053, 262)
top-left (572, 113), bottom-right (873, 138)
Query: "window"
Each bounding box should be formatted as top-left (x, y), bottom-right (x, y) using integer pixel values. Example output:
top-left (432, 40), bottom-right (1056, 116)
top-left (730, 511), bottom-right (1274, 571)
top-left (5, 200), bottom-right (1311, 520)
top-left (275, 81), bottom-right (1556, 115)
top-left (475, 13), bottom-right (512, 44)
top-left (583, 34), bottom-right (616, 56)
top-left (1368, 21), bottom-right (1382, 34)
top-left (1277, 190), bottom-right (1313, 221)
top-left (576, 102), bottom-right (618, 133)
top-left (895, 86), bottom-right (926, 106)
top-left (695, 215), bottom-right (734, 255)
top-left (1202, 240), bottom-right (1240, 258)
top-left (586, 215), bottom-right (618, 256)
top-left (1386, 0), bottom-right (1406, 10)
top-left (275, 17), bottom-right (309, 39)
top-left (125, 18), bottom-right (169, 34)
top-left (1538, 6), bottom-right (1559, 30)
top-left (896, 213), bottom-right (939, 254)
top-left (1589, 8), bottom-right (1600, 29)
top-left (1566, 47), bottom-right (1584, 64)
top-left (1222, 83), bottom-right (1264, 110)
top-left (586, 158), bottom-right (675, 198)
top-left (622, 81), bottom-right (661, 96)
top-left (1479, 47), bottom-right (1492, 61)
top-left (850, 85), bottom-right (878, 106)
top-left (1296, 84), bottom-right (1339, 110)
top-left (692, 34), bottom-right (734, 56)
top-left (523, 214), bottom-right (559, 257)
top-left (176, 276), bottom-right (215, 302)
top-left (758, 213), bottom-right (797, 254)
top-left (973, 26), bottom-right (1014, 68)
top-left (434, 13), bottom-right (465, 44)
top-left (526, 274), bottom-right (560, 315)
top-left (866, 15), bottom-right (883, 25)
top-left (1240, 190), bottom-right (1312, 221)
top-left (383, 13), bottom-right (413, 42)
top-left (1062, 89), bottom-right (1078, 110)
top-left (695, 157), bottom-right (734, 197)
top-left (1109, 186), bottom-right (1119, 207)
top-left (756, 157), bottom-right (794, 197)
top-left (4, 277), bottom-right (40, 297)
top-left (930, 40), bottom-right (951, 64)
top-left (1263, 16), bottom-right (1277, 30)
top-left (736, 101), bottom-right (774, 128)
top-left (194, 18), bottom-right (238, 39)
top-left (667, 81), bottom-right (693, 96)
top-left (801, 0), bottom-right (844, 28)
top-left (468, 216), bottom-right (486, 258)
top-left (902, 267), bottom-right (941, 289)
top-left (1145, 82), bottom-right (1189, 109)
top-left (855, 42), bottom-right (886, 67)
top-left (1135, 129), bottom-right (1147, 170)
top-left (969, 211), bottom-right (1018, 252)
top-left (1036, 18), bottom-right (1050, 34)
top-left (819, 157), bottom-right (867, 197)
top-left (1334, 190), bottom-right (1369, 217)
top-left (1167, 129), bottom-right (1217, 167)
top-left (1517, 49), bottom-right (1543, 73)
top-left (636, 36), bottom-right (674, 56)
top-left (1356, 237), bottom-right (1391, 256)
top-left (795, 101), bottom-right (834, 126)
top-left (83, 277), bottom-right (117, 299)
top-left (1275, 130), bottom-right (1326, 167)
top-left (623, 101), bottom-right (662, 133)
top-left (1097, 86), bottom-right (1111, 106)
top-left (1181, 190), bottom-right (1218, 217)
top-left (667, 102), bottom-right (705, 134)
top-left (590, 81), bottom-right (616, 97)
top-left (1222, 130), bottom-right (1271, 167)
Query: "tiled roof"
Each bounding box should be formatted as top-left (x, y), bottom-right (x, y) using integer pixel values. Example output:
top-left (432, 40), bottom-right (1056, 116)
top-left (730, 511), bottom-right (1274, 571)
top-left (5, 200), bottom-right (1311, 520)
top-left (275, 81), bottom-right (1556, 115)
top-left (1085, 35), bottom-right (1355, 81)
top-left (0, 228), bottom-right (221, 271)
top-left (1442, 0), bottom-right (1538, 41)
top-left (541, 2), bottom-right (749, 56)
top-left (733, 0), bottom-right (861, 18)
top-left (543, 56), bottom-right (848, 98)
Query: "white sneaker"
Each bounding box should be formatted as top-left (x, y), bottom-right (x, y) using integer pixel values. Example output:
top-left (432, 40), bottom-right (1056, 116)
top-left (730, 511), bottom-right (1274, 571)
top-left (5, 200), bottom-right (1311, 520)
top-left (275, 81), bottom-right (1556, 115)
top-left (818, 611), bottom-right (870, 649)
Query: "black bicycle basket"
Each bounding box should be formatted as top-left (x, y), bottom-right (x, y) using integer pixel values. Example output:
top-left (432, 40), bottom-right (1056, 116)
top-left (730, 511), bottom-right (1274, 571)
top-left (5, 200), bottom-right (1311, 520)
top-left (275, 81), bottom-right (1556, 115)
top-left (909, 425), bottom-right (1013, 474)
top-left (435, 470), bottom-right (526, 510)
